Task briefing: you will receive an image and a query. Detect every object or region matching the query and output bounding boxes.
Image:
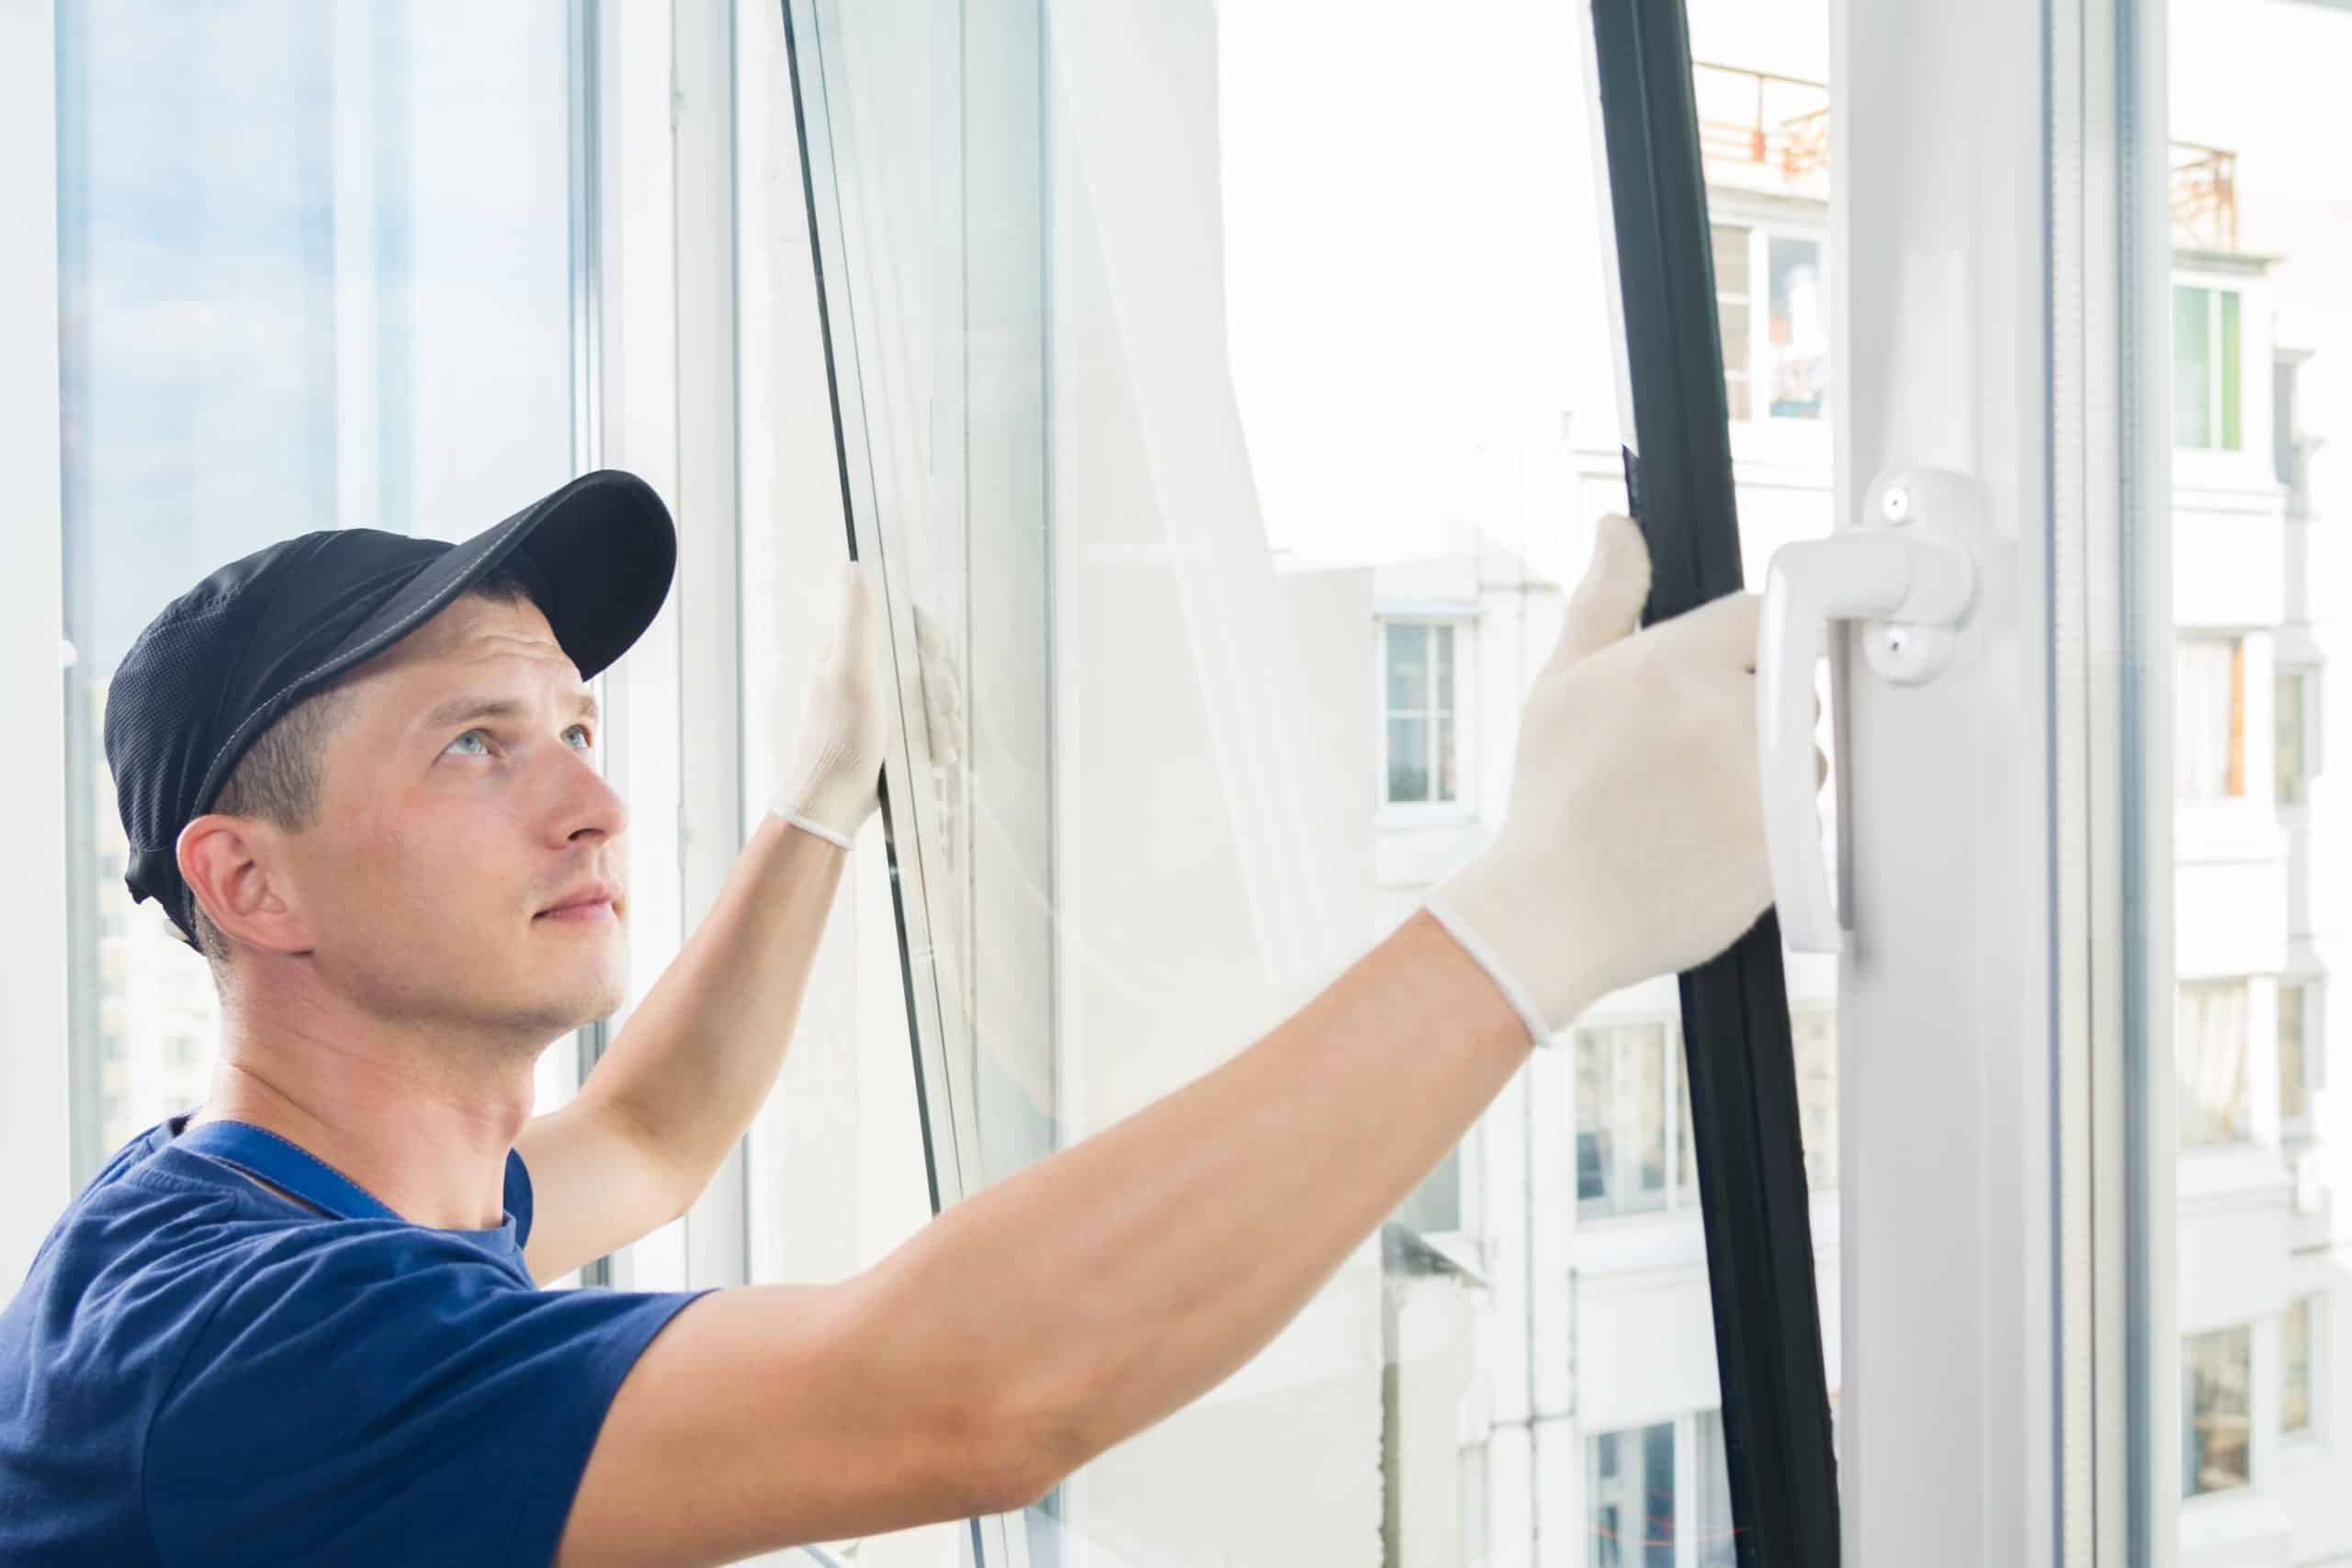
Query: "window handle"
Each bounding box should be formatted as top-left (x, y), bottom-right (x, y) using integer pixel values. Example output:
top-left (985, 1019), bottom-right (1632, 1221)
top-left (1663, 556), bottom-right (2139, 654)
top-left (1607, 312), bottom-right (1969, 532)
top-left (1758, 468), bottom-right (1978, 952)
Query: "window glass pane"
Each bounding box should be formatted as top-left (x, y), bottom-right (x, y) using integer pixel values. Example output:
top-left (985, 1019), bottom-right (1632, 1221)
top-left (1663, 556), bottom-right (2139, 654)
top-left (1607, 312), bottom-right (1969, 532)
top-left (2183, 1325), bottom-right (2253, 1497)
top-left (1388, 716), bottom-right (1430, 804)
top-left (1675, 1025), bottom-right (1699, 1203)
top-left (2177, 980), bottom-right (2252, 1146)
top-left (789, 0), bottom-right (1840, 1558)
top-left (2280, 983), bottom-right (2310, 1126)
top-left (2176, 284), bottom-right (2213, 448)
top-left (2220, 288), bottom-right (2243, 450)
top-left (1387, 622), bottom-right (1430, 712)
top-left (2277, 671), bottom-right (2307, 806)
top-left (57, 0), bottom-right (578, 1185)
top-left (1578, 1027), bottom-right (1618, 1212)
top-left (1714, 222), bottom-right (1752, 420)
top-left (1630, 1024), bottom-right (1668, 1205)
top-left (2157, 18), bottom-right (2350, 1557)
top-left (1396, 1144), bottom-right (1462, 1235)
top-left (2283, 1296), bottom-right (2313, 1434)
top-left (1694, 1408), bottom-right (1738, 1568)
top-left (1792, 1005), bottom-right (1839, 1191)
top-left (1766, 234), bottom-right (1828, 419)
top-left (2176, 637), bottom-right (2245, 800)
top-left (1589, 1420), bottom-right (1676, 1568)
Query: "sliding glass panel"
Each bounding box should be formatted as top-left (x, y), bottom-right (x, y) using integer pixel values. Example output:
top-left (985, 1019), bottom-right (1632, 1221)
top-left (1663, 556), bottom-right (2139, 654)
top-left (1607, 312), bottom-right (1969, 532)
top-left (55, 0), bottom-right (580, 1191)
top-left (2153, 2), bottom-right (2351, 1561)
top-left (784, 0), bottom-right (1840, 1562)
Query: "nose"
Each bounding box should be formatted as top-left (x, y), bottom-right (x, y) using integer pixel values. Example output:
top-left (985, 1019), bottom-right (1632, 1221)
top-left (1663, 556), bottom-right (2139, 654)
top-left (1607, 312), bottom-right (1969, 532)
top-left (548, 742), bottom-right (629, 849)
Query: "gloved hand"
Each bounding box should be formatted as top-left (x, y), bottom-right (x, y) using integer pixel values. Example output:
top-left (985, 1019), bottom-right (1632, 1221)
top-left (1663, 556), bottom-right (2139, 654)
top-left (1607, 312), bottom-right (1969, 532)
top-left (1421, 513), bottom-right (1771, 1046)
top-left (771, 561), bottom-right (890, 848)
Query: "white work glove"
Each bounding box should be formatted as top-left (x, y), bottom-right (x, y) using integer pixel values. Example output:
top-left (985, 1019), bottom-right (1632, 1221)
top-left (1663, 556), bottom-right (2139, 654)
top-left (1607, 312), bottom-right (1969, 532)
top-left (1421, 513), bottom-right (1772, 1046)
top-left (770, 561), bottom-right (890, 848)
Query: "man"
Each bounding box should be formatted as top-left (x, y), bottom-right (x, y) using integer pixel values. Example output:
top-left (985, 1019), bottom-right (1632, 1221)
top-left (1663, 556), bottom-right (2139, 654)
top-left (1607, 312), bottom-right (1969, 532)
top-left (0, 468), bottom-right (1769, 1565)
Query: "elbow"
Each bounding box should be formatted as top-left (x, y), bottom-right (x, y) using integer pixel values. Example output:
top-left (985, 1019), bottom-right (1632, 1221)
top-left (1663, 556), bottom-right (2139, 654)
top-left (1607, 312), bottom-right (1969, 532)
top-left (955, 1367), bottom-right (1095, 1517)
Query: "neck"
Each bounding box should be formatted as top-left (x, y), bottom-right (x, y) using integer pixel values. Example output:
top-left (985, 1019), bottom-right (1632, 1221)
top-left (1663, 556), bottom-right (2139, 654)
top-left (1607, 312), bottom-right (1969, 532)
top-left (188, 1006), bottom-right (537, 1232)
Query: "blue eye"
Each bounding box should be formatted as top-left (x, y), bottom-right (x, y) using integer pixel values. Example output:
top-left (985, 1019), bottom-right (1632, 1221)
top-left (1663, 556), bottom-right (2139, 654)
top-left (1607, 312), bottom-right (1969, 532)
top-left (447, 730), bottom-right (490, 757)
top-left (565, 725), bottom-right (594, 749)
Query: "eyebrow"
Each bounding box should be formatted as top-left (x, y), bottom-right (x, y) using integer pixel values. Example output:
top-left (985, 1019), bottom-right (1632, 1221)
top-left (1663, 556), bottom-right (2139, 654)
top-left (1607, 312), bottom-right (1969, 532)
top-left (417, 691), bottom-right (600, 735)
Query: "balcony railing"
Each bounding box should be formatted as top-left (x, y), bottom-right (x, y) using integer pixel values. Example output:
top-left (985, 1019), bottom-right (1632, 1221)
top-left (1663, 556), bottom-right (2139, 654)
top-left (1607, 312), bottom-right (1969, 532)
top-left (1695, 62), bottom-right (2245, 254)
top-left (2172, 141), bottom-right (2240, 252)
top-left (1693, 61), bottom-right (1830, 200)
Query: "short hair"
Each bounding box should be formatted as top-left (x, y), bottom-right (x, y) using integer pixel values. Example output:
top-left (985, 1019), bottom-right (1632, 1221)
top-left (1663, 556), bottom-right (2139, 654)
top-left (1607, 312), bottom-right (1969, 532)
top-left (184, 567), bottom-right (541, 975)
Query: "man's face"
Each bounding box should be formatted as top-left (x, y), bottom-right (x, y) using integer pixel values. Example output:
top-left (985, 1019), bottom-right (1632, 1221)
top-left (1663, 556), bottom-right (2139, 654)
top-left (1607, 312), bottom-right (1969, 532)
top-left (278, 592), bottom-right (629, 1053)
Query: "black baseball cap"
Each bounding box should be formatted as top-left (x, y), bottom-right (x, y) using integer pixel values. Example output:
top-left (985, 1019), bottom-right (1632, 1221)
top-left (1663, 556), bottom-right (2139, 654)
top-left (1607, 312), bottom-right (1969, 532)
top-left (106, 468), bottom-right (677, 945)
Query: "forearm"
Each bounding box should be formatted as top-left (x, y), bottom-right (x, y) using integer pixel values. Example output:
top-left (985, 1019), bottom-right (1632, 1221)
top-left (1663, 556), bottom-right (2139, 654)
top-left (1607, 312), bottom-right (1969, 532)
top-left (861, 908), bottom-right (1535, 1484)
top-left (593, 814), bottom-right (848, 1193)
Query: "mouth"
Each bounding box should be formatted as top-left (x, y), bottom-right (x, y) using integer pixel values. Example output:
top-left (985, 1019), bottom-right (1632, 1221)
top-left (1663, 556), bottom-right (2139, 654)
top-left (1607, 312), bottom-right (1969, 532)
top-left (536, 884), bottom-right (621, 924)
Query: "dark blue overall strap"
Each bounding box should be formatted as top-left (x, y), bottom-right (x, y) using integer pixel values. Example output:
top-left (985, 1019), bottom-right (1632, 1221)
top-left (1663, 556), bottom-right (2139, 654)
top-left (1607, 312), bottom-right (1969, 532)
top-left (175, 1119), bottom-right (403, 1224)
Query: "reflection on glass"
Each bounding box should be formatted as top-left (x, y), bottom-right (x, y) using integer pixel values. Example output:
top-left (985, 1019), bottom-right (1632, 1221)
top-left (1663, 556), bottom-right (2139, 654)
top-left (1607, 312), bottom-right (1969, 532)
top-left (2177, 980), bottom-right (2253, 1146)
top-left (2183, 1326), bottom-right (2253, 1498)
top-left (56, 0), bottom-right (577, 1185)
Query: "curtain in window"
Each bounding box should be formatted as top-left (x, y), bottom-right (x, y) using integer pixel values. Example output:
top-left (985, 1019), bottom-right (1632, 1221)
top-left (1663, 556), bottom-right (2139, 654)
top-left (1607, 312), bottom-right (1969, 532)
top-left (2176, 639), bottom-right (2245, 800)
top-left (2177, 981), bottom-right (2251, 1145)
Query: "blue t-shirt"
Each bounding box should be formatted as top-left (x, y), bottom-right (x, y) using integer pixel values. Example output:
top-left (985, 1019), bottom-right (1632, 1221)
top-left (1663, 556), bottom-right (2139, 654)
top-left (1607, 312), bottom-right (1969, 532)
top-left (0, 1109), bottom-right (717, 1565)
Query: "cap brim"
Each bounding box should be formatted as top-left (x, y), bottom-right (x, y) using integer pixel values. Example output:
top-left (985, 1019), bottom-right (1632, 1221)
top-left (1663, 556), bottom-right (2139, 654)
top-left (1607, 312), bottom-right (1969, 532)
top-left (300, 468), bottom-right (677, 700)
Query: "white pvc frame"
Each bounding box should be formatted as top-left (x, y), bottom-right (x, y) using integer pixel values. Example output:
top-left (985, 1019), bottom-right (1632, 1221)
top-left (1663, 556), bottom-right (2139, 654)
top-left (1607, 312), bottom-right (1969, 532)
top-left (0, 0), bottom-right (73, 1285)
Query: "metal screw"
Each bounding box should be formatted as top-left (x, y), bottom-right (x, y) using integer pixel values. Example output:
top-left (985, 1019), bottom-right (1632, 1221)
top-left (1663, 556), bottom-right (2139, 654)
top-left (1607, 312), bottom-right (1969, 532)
top-left (1882, 485), bottom-right (1912, 525)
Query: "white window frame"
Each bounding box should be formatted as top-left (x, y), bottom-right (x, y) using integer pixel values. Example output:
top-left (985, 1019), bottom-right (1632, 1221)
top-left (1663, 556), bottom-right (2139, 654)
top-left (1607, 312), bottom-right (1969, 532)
top-left (1374, 609), bottom-right (1478, 826)
top-left (1, 0), bottom-right (71, 1282)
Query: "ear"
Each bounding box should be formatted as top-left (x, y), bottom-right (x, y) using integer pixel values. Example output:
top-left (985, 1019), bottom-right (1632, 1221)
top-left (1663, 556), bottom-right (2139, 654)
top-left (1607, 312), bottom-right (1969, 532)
top-left (176, 814), bottom-right (315, 958)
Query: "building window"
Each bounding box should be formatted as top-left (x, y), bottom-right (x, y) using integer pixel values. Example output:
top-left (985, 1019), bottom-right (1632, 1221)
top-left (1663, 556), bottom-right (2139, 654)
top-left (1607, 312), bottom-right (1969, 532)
top-left (2283, 1295), bottom-right (2318, 1437)
top-left (2280, 981), bottom-right (2316, 1136)
top-left (2277, 352), bottom-right (2314, 514)
top-left (2278, 669), bottom-right (2312, 807)
top-left (1713, 220), bottom-right (1830, 424)
top-left (1382, 621), bottom-right (1459, 807)
top-left (1577, 1023), bottom-right (1671, 1218)
top-left (2177, 980), bottom-right (2252, 1146)
top-left (2184, 1325), bottom-right (2254, 1497)
top-left (1589, 1421), bottom-right (1676, 1568)
top-left (2177, 637), bottom-right (2247, 801)
top-left (1593, 1010), bottom-right (1838, 1221)
top-left (1396, 1142), bottom-right (1462, 1235)
top-left (1692, 1409), bottom-right (1738, 1568)
top-left (2175, 285), bottom-right (2244, 451)
top-left (1714, 222), bottom-right (1753, 421)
